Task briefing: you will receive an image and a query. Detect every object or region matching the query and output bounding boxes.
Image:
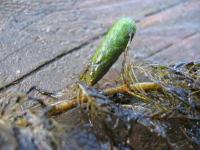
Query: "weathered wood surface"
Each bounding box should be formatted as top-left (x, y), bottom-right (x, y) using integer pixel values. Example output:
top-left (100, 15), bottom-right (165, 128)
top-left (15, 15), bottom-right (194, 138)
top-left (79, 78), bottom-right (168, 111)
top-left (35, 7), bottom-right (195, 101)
top-left (0, 0), bottom-right (199, 93)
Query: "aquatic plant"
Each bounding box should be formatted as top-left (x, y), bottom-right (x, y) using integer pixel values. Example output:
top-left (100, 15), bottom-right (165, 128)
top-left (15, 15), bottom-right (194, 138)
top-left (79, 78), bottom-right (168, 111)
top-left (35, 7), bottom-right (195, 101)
top-left (0, 18), bottom-right (199, 150)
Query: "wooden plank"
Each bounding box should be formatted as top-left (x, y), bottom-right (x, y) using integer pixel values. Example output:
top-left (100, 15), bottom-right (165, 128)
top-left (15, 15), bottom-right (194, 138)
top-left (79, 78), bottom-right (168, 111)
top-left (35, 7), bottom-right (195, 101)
top-left (4, 39), bottom-right (101, 93)
top-left (147, 32), bottom-right (200, 65)
top-left (129, 0), bottom-right (200, 60)
top-left (0, 0), bottom-right (194, 92)
top-left (0, 0), bottom-right (106, 85)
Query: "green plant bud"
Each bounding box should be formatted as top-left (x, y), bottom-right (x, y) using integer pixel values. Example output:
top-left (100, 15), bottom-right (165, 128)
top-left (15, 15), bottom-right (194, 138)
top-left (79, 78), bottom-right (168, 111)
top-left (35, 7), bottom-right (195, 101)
top-left (80, 18), bottom-right (136, 85)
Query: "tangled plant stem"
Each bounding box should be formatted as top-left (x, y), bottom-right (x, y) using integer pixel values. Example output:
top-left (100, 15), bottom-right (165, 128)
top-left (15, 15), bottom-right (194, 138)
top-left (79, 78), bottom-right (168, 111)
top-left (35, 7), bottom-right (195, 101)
top-left (47, 82), bottom-right (161, 116)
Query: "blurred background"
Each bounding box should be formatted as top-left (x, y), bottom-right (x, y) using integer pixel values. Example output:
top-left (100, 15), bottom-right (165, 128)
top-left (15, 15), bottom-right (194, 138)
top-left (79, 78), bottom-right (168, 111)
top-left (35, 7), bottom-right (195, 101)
top-left (0, 0), bottom-right (199, 93)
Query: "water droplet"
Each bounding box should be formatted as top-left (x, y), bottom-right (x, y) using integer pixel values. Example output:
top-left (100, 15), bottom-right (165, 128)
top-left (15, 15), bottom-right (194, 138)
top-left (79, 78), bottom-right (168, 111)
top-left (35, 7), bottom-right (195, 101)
top-left (75, 53), bottom-right (80, 57)
top-left (46, 27), bottom-right (50, 33)
top-left (16, 70), bottom-right (20, 74)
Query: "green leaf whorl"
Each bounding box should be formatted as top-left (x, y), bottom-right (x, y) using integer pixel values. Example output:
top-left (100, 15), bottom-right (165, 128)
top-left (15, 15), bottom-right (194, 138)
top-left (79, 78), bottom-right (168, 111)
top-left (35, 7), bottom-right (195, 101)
top-left (80, 18), bottom-right (136, 85)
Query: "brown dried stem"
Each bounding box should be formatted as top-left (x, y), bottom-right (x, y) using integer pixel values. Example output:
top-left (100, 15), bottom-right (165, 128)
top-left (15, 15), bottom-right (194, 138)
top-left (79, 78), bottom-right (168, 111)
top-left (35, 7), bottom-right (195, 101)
top-left (47, 82), bottom-right (161, 116)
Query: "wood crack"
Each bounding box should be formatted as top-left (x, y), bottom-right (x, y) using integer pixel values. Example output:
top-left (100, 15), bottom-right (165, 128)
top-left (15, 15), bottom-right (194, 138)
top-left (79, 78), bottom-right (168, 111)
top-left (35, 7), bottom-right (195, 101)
top-left (0, 31), bottom-right (106, 92)
top-left (144, 0), bottom-right (188, 18)
top-left (145, 31), bottom-right (199, 59)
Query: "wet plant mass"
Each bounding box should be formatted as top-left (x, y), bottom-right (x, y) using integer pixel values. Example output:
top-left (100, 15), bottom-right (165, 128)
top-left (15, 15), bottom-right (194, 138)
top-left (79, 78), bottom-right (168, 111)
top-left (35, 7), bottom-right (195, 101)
top-left (0, 18), bottom-right (199, 150)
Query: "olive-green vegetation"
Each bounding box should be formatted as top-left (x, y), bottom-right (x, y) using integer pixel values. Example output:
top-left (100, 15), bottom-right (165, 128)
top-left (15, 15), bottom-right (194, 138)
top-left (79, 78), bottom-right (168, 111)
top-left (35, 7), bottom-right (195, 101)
top-left (80, 18), bottom-right (136, 85)
top-left (0, 18), bottom-right (199, 150)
